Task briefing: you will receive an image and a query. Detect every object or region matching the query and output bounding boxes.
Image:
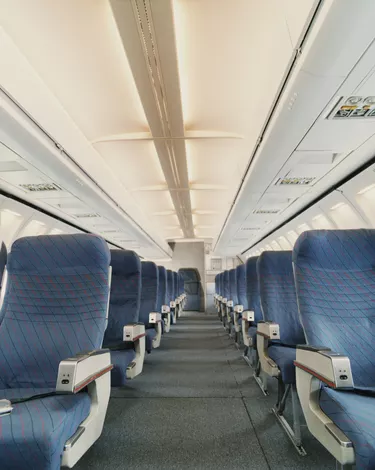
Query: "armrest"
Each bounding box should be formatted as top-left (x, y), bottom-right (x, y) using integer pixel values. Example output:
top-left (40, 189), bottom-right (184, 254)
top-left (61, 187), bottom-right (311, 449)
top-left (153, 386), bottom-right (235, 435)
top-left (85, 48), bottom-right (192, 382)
top-left (257, 321), bottom-right (280, 340)
top-left (162, 304), bottom-right (170, 314)
top-left (218, 296), bottom-right (223, 302)
top-left (234, 305), bottom-right (243, 314)
top-left (170, 300), bottom-right (176, 308)
top-left (56, 349), bottom-right (113, 394)
top-left (222, 297), bottom-right (228, 304)
top-left (242, 310), bottom-right (254, 322)
top-left (0, 399), bottom-right (13, 417)
top-left (149, 312), bottom-right (162, 323)
top-left (227, 300), bottom-right (234, 308)
top-left (123, 323), bottom-right (146, 342)
top-left (294, 346), bottom-right (354, 389)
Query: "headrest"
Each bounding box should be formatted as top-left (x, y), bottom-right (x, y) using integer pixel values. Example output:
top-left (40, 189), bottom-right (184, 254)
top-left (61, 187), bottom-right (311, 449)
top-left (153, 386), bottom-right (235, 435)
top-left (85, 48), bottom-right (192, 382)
top-left (258, 251), bottom-right (293, 276)
top-left (141, 261), bottom-right (158, 280)
top-left (293, 229), bottom-right (375, 271)
top-left (110, 249), bottom-right (140, 276)
top-left (229, 268), bottom-right (236, 281)
top-left (9, 234), bottom-right (110, 274)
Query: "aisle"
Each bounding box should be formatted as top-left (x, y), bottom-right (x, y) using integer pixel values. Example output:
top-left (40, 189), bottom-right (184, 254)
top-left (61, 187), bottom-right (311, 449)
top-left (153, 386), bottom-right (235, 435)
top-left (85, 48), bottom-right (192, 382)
top-left (76, 312), bottom-right (334, 470)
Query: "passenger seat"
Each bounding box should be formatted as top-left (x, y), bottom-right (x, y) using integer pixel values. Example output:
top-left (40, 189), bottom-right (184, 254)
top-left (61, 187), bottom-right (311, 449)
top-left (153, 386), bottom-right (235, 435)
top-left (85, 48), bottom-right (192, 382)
top-left (256, 250), bottom-right (306, 453)
top-left (103, 250), bottom-right (145, 385)
top-left (0, 234), bottom-right (112, 469)
top-left (140, 261), bottom-right (162, 352)
top-left (294, 229), bottom-right (375, 470)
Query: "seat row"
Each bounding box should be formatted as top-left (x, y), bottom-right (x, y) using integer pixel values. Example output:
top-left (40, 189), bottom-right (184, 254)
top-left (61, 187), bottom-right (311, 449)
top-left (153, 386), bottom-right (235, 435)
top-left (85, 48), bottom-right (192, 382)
top-left (0, 234), bottom-right (186, 470)
top-left (214, 229), bottom-right (375, 470)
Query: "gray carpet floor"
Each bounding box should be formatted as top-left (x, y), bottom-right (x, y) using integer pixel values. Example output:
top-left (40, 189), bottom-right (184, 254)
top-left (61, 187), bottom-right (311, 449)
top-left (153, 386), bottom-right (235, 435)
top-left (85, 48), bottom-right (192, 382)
top-left (75, 312), bottom-right (335, 470)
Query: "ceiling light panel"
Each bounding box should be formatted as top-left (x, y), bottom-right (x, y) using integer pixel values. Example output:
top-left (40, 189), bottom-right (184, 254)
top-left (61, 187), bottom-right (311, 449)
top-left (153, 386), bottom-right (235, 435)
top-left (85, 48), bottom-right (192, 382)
top-left (0, 0), bottom-right (148, 140)
top-left (94, 140), bottom-right (166, 191)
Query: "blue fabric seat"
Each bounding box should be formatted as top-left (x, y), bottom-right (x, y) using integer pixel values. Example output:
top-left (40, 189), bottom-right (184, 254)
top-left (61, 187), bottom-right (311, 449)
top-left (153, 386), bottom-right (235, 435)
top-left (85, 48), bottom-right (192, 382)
top-left (109, 350), bottom-right (137, 387)
top-left (293, 229), bottom-right (375, 469)
top-left (258, 251), bottom-right (305, 384)
top-left (0, 234), bottom-right (110, 470)
top-left (146, 328), bottom-right (157, 350)
top-left (268, 345), bottom-right (297, 384)
top-left (244, 256), bottom-right (262, 346)
top-left (166, 270), bottom-right (175, 323)
top-left (320, 387), bottom-right (375, 469)
top-left (157, 266), bottom-right (168, 332)
top-left (103, 250), bottom-right (141, 386)
top-left (140, 261), bottom-right (159, 353)
top-left (1, 389), bottom-right (91, 470)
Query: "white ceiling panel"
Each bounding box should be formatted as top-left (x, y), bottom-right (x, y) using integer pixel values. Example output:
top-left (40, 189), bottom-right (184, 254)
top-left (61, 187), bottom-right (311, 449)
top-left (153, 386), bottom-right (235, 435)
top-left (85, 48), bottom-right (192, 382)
top-left (0, 0), bottom-right (148, 140)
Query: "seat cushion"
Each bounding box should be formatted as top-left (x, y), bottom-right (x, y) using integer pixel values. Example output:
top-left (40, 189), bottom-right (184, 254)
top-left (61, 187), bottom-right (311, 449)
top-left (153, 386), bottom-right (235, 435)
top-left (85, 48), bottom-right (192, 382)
top-left (146, 328), bottom-right (157, 352)
top-left (0, 388), bottom-right (91, 470)
top-left (320, 386), bottom-right (375, 469)
top-left (110, 349), bottom-right (136, 387)
top-left (268, 344), bottom-right (297, 384)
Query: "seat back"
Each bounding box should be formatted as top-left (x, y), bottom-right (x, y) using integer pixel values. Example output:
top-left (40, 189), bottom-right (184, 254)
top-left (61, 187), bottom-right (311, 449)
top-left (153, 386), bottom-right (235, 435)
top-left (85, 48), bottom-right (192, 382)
top-left (173, 271), bottom-right (178, 300)
top-left (0, 234), bottom-right (110, 389)
top-left (157, 265), bottom-right (167, 312)
top-left (223, 270), bottom-right (230, 300)
top-left (236, 264), bottom-right (248, 309)
top-left (178, 272), bottom-right (184, 296)
top-left (229, 268), bottom-right (238, 305)
top-left (219, 272), bottom-right (223, 297)
top-left (258, 251), bottom-right (305, 345)
top-left (246, 256), bottom-right (262, 323)
top-left (293, 229), bottom-right (375, 387)
top-left (139, 261), bottom-right (158, 326)
top-left (167, 269), bottom-right (174, 305)
top-left (103, 250), bottom-right (141, 348)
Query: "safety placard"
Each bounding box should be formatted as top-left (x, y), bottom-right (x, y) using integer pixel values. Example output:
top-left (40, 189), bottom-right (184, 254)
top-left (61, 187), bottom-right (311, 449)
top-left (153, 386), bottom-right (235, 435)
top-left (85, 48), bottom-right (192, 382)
top-left (330, 96), bottom-right (375, 119)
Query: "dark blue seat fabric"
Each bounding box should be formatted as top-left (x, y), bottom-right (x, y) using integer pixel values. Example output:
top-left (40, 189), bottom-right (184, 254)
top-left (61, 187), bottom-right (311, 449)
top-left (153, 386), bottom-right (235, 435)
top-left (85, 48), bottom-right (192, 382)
top-left (109, 350), bottom-right (136, 387)
top-left (236, 264), bottom-right (247, 310)
top-left (0, 234), bottom-right (110, 390)
top-left (229, 268), bottom-right (238, 305)
top-left (146, 328), bottom-right (157, 351)
top-left (248, 326), bottom-right (257, 345)
top-left (268, 345), bottom-right (297, 384)
top-left (258, 251), bottom-right (305, 383)
top-left (178, 272), bottom-right (184, 297)
top-left (139, 261), bottom-right (158, 325)
top-left (167, 270), bottom-right (174, 322)
top-left (104, 250), bottom-right (141, 348)
top-left (293, 230), bottom-right (375, 387)
top-left (173, 271), bottom-right (178, 300)
top-left (293, 229), bottom-right (375, 468)
top-left (104, 250), bottom-right (141, 386)
top-left (246, 257), bottom-right (262, 323)
top-left (1, 388), bottom-right (91, 470)
top-left (0, 234), bottom-right (110, 470)
top-left (157, 266), bottom-right (167, 312)
top-left (223, 270), bottom-right (230, 301)
top-left (140, 261), bottom-right (158, 352)
top-left (320, 387), bottom-right (375, 470)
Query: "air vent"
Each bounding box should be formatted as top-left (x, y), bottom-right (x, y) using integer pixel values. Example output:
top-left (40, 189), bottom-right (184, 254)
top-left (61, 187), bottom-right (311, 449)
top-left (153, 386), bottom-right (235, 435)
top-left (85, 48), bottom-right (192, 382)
top-left (74, 213), bottom-right (99, 219)
top-left (100, 230), bottom-right (118, 234)
top-left (19, 183), bottom-right (62, 192)
top-left (240, 227), bottom-right (260, 231)
top-left (253, 209), bottom-right (279, 215)
top-left (276, 176), bottom-right (316, 186)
